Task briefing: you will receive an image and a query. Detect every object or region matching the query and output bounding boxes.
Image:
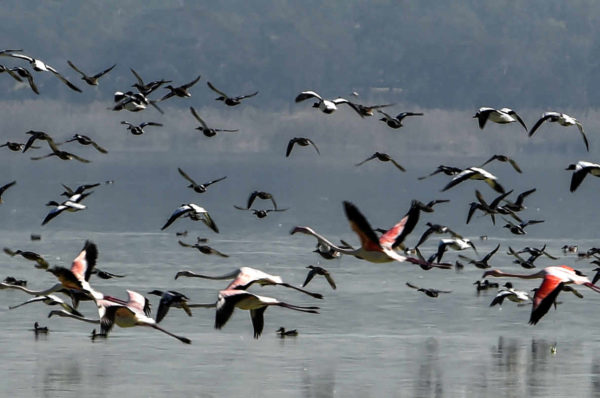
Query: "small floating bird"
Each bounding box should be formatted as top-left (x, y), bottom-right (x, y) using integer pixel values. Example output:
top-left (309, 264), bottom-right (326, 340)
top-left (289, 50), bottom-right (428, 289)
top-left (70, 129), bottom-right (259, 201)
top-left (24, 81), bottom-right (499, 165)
top-left (62, 134), bottom-right (108, 153)
top-left (489, 282), bottom-right (531, 306)
top-left (286, 137), bottom-right (320, 157)
top-left (178, 239), bottom-right (229, 257)
top-left (233, 206), bottom-right (289, 218)
top-left (3, 247), bottom-right (49, 268)
top-left (406, 282), bottom-right (451, 298)
top-left (147, 289), bottom-right (192, 323)
top-left (0, 51), bottom-right (81, 92)
top-left (562, 245), bottom-right (578, 254)
top-left (207, 81), bottom-right (258, 106)
top-left (245, 191), bottom-right (278, 210)
top-left (418, 165), bottom-right (462, 180)
top-left (355, 152), bottom-right (405, 171)
top-left (458, 243), bottom-right (500, 269)
top-left (160, 75), bottom-right (201, 101)
top-left (483, 265), bottom-right (600, 324)
top-left (565, 161), bottom-right (600, 192)
top-left (302, 265), bottom-right (336, 290)
top-left (161, 203), bottom-right (219, 232)
top-left (276, 327), bottom-right (298, 337)
top-left (295, 91), bottom-right (360, 115)
top-left (502, 218), bottom-right (545, 235)
top-left (177, 167), bottom-right (226, 193)
top-left (214, 289), bottom-right (319, 338)
top-left (473, 107), bottom-right (527, 131)
top-left (67, 60), bottom-right (116, 86)
top-left (480, 154), bottom-right (522, 173)
top-left (0, 180), bottom-right (16, 203)
top-left (3, 276), bottom-right (27, 286)
top-left (189, 107), bottom-right (239, 137)
top-left (442, 167), bottom-right (505, 193)
top-left (121, 121), bottom-right (163, 136)
top-left (529, 112), bottom-right (589, 151)
top-left (33, 322), bottom-right (48, 334)
top-left (174, 266), bottom-right (323, 299)
top-left (377, 110), bottom-right (424, 129)
top-left (473, 279), bottom-right (499, 291)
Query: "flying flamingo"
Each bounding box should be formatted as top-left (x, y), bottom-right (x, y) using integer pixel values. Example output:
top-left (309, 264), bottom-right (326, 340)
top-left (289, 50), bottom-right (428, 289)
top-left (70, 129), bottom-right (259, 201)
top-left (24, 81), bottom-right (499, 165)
top-left (482, 265), bottom-right (600, 324)
top-left (188, 289), bottom-right (319, 338)
top-left (174, 266), bottom-right (323, 299)
top-left (290, 201), bottom-right (448, 268)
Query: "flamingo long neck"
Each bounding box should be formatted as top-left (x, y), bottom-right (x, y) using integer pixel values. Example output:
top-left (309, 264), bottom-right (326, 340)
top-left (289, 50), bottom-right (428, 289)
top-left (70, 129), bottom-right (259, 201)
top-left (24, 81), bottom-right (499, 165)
top-left (187, 302), bottom-right (217, 308)
top-left (182, 269), bottom-right (241, 280)
top-left (49, 310), bottom-right (100, 324)
top-left (494, 270), bottom-right (545, 279)
top-left (0, 282), bottom-right (63, 296)
top-left (297, 227), bottom-right (358, 256)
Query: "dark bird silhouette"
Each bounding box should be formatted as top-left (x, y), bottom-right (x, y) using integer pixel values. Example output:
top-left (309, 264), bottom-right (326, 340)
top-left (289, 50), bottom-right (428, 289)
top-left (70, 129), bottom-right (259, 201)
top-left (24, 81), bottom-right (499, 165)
top-left (355, 152), bottom-right (405, 171)
top-left (1, 66), bottom-right (39, 94)
top-left (67, 60), bottom-right (116, 86)
top-left (4, 247), bottom-right (49, 268)
top-left (501, 188), bottom-right (536, 212)
top-left (503, 218), bottom-right (545, 235)
top-left (480, 154), bottom-right (522, 173)
top-left (302, 265), bottom-right (336, 290)
top-left (350, 102), bottom-right (394, 117)
top-left (0, 180), bottom-right (16, 203)
top-left (467, 190), bottom-right (519, 225)
top-left (377, 110), bottom-right (424, 129)
top-left (418, 165), bottom-right (462, 180)
top-left (276, 327), bottom-right (298, 337)
top-left (1, 141), bottom-right (32, 151)
top-left (473, 279), bottom-right (499, 291)
top-left (286, 137), bottom-right (320, 157)
top-left (177, 167), bottom-right (226, 193)
top-left (207, 81), bottom-right (258, 106)
top-left (189, 107), bottom-right (239, 137)
top-left (406, 282), bottom-right (451, 298)
top-left (62, 134), bottom-right (108, 153)
top-left (529, 112), bottom-right (589, 151)
top-left (245, 191), bottom-right (278, 210)
top-left (160, 75), bottom-right (201, 101)
top-left (233, 206), bottom-right (289, 218)
top-left (177, 240), bottom-right (229, 257)
top-left (458, 243), bottom-right (500, 269)
top-left (22, 130), bottom-right (55, 153)
top-left (414, 222), bottom-right (462, 248)
top-left (129, 68), bottom-right (171, 96)
top-left (147, 289), bottom-right (192, 323)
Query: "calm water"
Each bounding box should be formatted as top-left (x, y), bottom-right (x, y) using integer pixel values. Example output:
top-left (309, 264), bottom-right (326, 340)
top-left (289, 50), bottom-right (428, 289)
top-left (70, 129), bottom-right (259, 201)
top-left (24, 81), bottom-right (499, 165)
top-left (2, 153), bottom-right (600, 397)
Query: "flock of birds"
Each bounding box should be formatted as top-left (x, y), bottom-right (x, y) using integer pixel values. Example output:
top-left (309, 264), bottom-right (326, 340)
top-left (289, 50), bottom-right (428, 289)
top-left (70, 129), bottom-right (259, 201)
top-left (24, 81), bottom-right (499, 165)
top-left (1, 49), bottom-right (600, 345)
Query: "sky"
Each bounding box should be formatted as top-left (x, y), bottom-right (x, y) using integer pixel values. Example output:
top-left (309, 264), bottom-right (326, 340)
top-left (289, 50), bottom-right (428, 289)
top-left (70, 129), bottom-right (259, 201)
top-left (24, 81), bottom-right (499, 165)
top-left (1, 1), bottom-right (600, 238)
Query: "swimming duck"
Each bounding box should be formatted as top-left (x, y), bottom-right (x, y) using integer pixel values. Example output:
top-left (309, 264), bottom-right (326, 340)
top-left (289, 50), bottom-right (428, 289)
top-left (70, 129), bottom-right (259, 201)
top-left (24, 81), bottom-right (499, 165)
top-left (33, 322), bottom-right (49, 334)
top-left (276, 327), bottom-right (298, 337)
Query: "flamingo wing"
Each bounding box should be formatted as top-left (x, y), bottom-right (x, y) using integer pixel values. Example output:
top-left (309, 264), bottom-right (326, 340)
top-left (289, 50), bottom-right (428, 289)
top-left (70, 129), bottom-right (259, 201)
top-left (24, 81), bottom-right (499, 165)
top-left (529, 275), bottom-right (563, 325)
top-left (250, 307), bottom-right (267, 338)
top-left (343, 201), bottom-right (381, 251)
top-left (70, 240), bottom-right (97, 282)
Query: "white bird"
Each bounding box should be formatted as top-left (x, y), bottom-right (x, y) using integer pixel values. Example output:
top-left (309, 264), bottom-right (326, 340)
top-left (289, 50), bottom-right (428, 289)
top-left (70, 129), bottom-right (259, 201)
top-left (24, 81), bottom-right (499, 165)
top-left (161, 203), bottom-right (219, 232)
top-left (489, 282), bottom-right (532, 306)
top-left (42, 199), bottom-right (87, 225)
top-left (565, 161), bottom-right (600, 192)
top-left (441, 167), bottom-right (505, 194)
top-left (295, 91), bottom-right (361, 115)
top-left (0, 51), bottom-right (81, 92)
top-left (528, 112), bottom-right (589, 151)
top-left (435, 237), bottom-right (477, 263)
top-left (473, 107), bottom-right (527, 131)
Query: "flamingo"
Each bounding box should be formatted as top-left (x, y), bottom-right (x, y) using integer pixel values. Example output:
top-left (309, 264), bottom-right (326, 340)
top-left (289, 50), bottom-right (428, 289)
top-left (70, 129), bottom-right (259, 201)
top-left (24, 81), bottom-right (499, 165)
top-left (482, 265), bottom-right (600, 324)
top-left (9, 294), bottom-right (83, 316)
top-left (214, 289), bottom-right (319, 338)
top-left (174, 266), bottom-right (323, 299)
top-left (290, 201), bottom-right (448, 268)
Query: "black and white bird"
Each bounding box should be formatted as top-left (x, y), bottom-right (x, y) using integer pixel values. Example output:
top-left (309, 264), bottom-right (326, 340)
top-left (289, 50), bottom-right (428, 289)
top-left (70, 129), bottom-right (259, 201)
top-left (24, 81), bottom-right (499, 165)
top-left (418, 165), bottom-right (462, 180)
top-left (161, 203), bottom-right (219, 232)
top-left (62, 134), bottom-right (108, 153)
top-left (207, 81), bottom-right (258, 106)
top-left (286, 137), bottom-right (320, 157)
top-left (377, 110), bottom-right (424, 129)
top-left (473, 107), bottom-right (527, 131)
top-left (0, 51), bottom-right (81, 92)
top-left (147, 290), bottom-right (192, 323)
top-left (435, 238), bottom-right (477, 263)
top-left (490, 282), bottom-right (531, 306)
top-left (565, 161), bottom-right (600, 192)
top-left (529, 112), bottom-right (589, 151)
top-left (442, 167), bottom-right (505, 194)
top-left (121, 121), bottom-right (163, 135)
top-left (295, 90), bottom-right (360, 115)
